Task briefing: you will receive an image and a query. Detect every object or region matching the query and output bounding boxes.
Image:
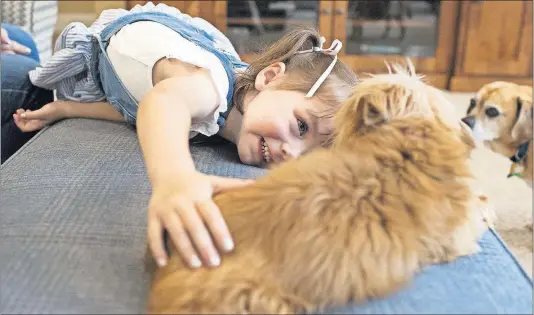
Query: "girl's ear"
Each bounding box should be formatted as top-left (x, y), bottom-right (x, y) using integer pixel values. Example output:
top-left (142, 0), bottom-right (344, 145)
top-left (254, 62), bottom-right (286, 91)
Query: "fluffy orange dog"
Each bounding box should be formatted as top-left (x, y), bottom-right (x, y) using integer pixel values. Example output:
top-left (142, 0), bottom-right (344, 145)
top-left (146, 65), bottom-right (493, 314)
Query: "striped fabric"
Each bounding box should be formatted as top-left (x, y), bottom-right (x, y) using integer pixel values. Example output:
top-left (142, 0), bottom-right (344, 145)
top-left (1, 0), bottom-right (58, 62)
top-left (29, 8), bottom-right (127, 102)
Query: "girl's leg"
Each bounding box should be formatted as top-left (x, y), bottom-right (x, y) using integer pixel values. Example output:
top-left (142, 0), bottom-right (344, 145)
top-left (2, 23), bottom-right (40, 62)
top-left (1, 53), bottom-right (53, 163)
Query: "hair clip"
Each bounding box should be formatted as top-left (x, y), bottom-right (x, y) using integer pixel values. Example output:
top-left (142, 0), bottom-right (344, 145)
top-left (295, 36), bottom-right (343, 56)
top-left (295, 37), bottom-right (343, 98)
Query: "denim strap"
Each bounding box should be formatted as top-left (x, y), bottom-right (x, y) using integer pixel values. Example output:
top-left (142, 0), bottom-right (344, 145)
top-left (98, 11), bottom-right (238, 107)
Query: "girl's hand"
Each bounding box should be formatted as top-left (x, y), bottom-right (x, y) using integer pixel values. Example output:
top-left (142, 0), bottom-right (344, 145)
top-left (148, 171), bottom-right (253, 268)
top-left (13, 100), bottom-right (68, 132)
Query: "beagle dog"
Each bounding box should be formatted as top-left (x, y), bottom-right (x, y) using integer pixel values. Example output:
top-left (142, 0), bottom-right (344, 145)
top-left (462, 81), bottom-right (533, 187)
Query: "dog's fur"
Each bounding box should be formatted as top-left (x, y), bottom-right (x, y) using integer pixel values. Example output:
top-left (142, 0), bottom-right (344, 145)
top-left (146, 65), bottom-right (494, 314)
top-left (462, 81), bottom-right (533, 185)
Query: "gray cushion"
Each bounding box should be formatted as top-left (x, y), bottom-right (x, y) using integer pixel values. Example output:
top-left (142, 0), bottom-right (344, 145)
top-left (1, 119), bottom-right (532, 314)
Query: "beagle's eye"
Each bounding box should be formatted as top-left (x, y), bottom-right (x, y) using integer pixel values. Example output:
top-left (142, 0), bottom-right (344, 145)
top-left (297, 119), bottom-right (308, 136)
top-left (467, 98), bottom-right (476, 114)
top-left (485, 107), bottom-right (500, 118)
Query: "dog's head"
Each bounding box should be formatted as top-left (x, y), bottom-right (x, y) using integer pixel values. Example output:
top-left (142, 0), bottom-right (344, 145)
top-left (461, 81), bottom-right (533, 147)
top-left (332, 61), bottom-right (473, 149)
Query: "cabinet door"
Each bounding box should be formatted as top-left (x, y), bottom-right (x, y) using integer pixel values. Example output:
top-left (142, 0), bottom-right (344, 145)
top-left (454, 1), bottom-right (532, 78)
top-left (213, 0), bottom-right (334, 63)
top-left (331, 0), bottom-right (459, 88)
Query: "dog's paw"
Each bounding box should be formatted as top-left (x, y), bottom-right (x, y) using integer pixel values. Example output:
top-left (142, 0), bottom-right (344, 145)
top-left (476, 194), bottom-right (497, 229)
top-left (481, 204), bottom-right (497, 230)
top-left (455, 241), bottom-right (482, 258)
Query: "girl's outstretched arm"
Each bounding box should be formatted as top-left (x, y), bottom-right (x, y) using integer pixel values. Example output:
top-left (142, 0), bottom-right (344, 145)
top-left (137, 70), bottom-right (251, 270)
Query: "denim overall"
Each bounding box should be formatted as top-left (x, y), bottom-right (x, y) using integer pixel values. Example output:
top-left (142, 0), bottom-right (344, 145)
top-left (89, 11), bottom-right (249, 128)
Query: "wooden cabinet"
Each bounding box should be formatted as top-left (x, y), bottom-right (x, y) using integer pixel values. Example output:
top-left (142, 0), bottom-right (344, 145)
top-left (211, 1), bottom-right (335, 63)
top-left (127, 1), bottom-right (216, 24)
top-left (124, 0), bottom-right (532, 91)
top-left (450, 1), bottom-right (533, 91)
top-left (207, 0), bottom-right (457, 88)
top-left (330, 0), bottom-right (459, 88)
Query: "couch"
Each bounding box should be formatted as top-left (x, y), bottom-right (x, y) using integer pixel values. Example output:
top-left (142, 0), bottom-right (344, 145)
top-left (1, 118), bottom-right (532, 314)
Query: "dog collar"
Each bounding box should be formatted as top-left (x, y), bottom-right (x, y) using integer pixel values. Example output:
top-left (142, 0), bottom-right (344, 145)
top-left (510, 140), bottom-right (530, 163)
top-left (507, 140), bottom-right (531, 178)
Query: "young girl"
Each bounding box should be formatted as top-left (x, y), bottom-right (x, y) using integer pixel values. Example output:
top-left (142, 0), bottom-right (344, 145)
top-left (13, 3), bottom-right (357, 269)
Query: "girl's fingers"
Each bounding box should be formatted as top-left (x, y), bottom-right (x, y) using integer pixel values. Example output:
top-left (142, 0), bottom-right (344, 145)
top-left (13, 113), bottom-right (26, 130)
top-left (21, 106), bottom-right (53, 120)
top-left (13, 108), bottom-right (50, 132)
top-left (24, 120), bottom-right (45, 132)
top-left (148, 216), bottom-right (168, 267)
top-left (20, 109), bottom-right (35, 119)
top-left (176, 199), bottom-right (221, 267)
top-left (20, 111), bottom-right (36, 119)
top-left (162, 210), bottom-right (202, 269)
top-left (210, 176), bottom-right (254, 194)
top-left (197, 200), bottom-right (234, 252)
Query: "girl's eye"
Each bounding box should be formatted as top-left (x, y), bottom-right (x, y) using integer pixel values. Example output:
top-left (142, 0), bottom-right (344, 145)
top-left (297, 119), bottom-right (308, 136)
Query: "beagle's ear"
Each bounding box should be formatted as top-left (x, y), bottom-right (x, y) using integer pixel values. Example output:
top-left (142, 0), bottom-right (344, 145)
top-left (511, 97), bottom-right (533, 141)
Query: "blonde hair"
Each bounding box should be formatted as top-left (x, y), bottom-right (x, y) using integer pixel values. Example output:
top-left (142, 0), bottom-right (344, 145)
top-left (233, 26), bottom-right (358, 143)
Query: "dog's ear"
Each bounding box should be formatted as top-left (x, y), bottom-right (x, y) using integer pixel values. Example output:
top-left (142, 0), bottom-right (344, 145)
top-left (511, 97), bottom-right (533, 141)
top-left (458, 121), bottom-right (477, 151)
top-left (355, 95), bottom-right (390, 130)
top-left (333, 91), bottom-right (391, 146)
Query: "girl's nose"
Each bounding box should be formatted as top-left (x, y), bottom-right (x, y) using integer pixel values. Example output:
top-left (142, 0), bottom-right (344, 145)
top-left (258, 117), bottom-right (292, 142)
top-left (280, 142), bottom-right (298, 160)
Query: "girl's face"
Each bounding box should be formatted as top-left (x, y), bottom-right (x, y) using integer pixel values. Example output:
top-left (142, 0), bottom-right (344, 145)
top-left (235, 64), bottom-right (332, 167)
